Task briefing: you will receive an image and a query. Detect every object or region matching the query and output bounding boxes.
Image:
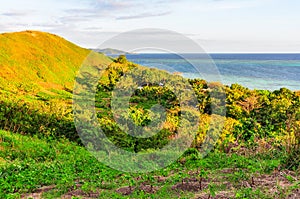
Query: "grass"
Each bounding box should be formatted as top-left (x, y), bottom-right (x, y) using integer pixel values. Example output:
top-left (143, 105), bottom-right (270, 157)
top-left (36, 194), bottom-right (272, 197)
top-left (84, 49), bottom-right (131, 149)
top-left (0, 130), bottom-right (299, 198)
top-left (0, 30), bottom-right (110, 91)
top-left (0, 31), bottom-right (299, 198)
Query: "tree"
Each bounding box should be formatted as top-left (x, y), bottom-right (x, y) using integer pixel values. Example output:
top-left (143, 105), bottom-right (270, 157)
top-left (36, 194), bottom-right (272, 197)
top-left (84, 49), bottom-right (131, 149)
top-left (115, 55), bottom-right (127, 64)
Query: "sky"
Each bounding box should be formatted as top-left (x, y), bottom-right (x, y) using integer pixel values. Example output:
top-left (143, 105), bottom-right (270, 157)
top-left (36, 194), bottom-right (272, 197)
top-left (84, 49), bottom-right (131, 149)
top-left (1, 0), bottom-right (300, 52)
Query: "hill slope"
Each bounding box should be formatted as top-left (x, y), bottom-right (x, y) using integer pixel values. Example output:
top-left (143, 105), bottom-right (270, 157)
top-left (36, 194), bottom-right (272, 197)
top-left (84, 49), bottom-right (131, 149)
top-left (91, 48), bottom-right (129, 55)
top-left (0, 30), bottom-right (110, 90)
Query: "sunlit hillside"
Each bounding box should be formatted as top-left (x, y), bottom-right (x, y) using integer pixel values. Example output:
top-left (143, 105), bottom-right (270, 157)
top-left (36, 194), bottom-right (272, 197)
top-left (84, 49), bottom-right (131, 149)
top-left (0, 31), bottom-right (299, 198)
top-left (0, 30), bottom-right (110, 91)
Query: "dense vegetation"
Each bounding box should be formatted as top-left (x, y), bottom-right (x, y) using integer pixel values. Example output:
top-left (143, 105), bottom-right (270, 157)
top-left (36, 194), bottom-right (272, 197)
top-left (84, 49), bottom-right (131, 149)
top-left (91, 55), bottom-right (300, 170)
top-left (0, 31), bottom-right (299, 198)
top-left (2, 129), bottom-right (298, 199)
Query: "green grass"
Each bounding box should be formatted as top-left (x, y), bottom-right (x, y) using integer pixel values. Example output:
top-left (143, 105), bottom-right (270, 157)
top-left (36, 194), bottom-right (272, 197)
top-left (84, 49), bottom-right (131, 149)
top-left (0, 130), bottom-right (298, 198)
top-left (0, 31), bottom-right (299, 198)
top-left (0, 30), bottom-right (111, 91)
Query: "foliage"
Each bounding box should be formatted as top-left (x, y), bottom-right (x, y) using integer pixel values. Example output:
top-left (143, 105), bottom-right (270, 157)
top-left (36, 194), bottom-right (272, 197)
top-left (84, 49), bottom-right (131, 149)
top-left (1, 130), bottom-right (298, 198)
top-left (0, 33), bottom-right (300, 197)
top-left (0, 94), bottom-right (78, 142)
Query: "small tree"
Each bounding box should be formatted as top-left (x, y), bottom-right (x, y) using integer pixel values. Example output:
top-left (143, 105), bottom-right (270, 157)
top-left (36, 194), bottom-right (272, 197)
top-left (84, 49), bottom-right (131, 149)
top-left (115, 55), bottom-right (127, 64)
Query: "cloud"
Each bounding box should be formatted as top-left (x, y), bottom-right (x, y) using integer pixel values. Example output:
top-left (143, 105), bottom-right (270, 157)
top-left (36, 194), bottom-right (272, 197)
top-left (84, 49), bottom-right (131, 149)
top-left (1, 10), bottom-right (30, 17)
top-left (46, 28), bottom-right (121, 48)
top-left (117, 11), bottom-right (171, 20)
top-left (83, 26), bottom-right (103, 31)
top-left (63, 0), bottom-right (134, 17)
top-left (31, 22), bottom-right (63, 28)
top-left (0, 18), bottom-right (64, 33)
top-left (94, 0), bottom-right (133, 10)
top-left (0, 24), bottom-right (11, 32)
top-left (92, 0), bottom-right (176, 10)
top-left (58, 15), bottom-right (96, 24)
top-left (61, 0), bottom-right (174, 23)
top-left (210, 0), bottom-right (271, 10)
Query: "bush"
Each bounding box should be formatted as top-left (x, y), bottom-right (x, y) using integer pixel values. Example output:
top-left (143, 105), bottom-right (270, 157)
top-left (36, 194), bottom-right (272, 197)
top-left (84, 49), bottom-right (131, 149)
top-left (0, 98), bottom-right (78, 142)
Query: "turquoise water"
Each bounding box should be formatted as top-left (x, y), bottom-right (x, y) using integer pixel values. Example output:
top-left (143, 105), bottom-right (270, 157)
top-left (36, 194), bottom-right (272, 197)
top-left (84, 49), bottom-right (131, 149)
top-left (124, 54), bottom-right (300, 91)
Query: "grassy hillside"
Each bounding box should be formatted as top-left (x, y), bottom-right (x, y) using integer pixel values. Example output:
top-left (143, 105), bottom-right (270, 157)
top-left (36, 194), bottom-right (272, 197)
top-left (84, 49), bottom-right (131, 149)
top-left (0, 31), bottom-right (299, 198)
top-left (1, 129), bottom-right (299, 199)
top-left (0, 30), bottom-right (110, 91)
top-left (0, 30), bottom-right (112, 142)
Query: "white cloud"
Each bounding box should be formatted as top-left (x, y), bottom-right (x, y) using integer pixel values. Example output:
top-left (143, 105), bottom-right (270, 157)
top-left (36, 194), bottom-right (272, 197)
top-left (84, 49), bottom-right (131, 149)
top-left (1, 11), bottom-right (30, 17)
top-left (0, 0), bottom-right (299, 52)
top-left (116, 11), bottom-right (171, 20)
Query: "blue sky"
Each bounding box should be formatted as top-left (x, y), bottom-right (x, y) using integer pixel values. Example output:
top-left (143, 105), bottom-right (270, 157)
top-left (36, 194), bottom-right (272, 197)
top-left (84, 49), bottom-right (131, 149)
top-left (1, 0), bottom-right (300, 52)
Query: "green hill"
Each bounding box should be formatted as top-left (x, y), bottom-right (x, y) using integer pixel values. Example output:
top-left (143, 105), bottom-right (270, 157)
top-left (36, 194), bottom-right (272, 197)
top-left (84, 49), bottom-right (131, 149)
top-left (0, 30), bottom-right (110, 90)
top-left (0, 31), bottom-right (299, 198)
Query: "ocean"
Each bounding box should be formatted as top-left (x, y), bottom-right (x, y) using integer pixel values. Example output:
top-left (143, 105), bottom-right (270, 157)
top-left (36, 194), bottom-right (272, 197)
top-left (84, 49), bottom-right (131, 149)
top-left (121, 53), bottom-right (300, 91)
